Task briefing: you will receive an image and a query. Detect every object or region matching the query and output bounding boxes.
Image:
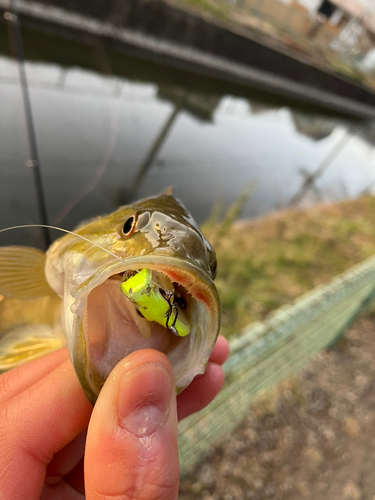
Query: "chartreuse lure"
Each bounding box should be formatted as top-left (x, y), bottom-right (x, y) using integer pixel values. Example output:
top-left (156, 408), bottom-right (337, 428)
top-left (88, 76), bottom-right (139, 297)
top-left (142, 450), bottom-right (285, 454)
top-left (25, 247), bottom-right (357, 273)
top-left (120, 268), bottom-right (190, 337)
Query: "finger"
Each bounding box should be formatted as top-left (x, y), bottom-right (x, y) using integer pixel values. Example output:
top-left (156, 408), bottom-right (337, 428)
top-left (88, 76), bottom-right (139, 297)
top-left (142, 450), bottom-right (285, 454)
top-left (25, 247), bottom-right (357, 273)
top-left (0, 347), bottom-right (69, 405)
top-left (177, 362), bottom-right (225, 421)
top-left (45, 431), bottom-right (87, 485)
top-left (64, 457), bottom-right (85, 495)
top-left (0, 359), bottom-right (92, 499)
top-left (209, 335), bottom-right (230, 365)
top-left (85, 349), bottom-right (179, 500)
top-left (40, 480), bottom-right (83, 500)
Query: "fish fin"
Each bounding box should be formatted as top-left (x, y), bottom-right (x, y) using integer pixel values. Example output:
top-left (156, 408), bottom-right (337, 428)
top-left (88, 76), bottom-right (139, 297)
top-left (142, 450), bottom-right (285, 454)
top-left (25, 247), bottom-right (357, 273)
top-left (0, 324), bottom-right (66, 372)
top-left (163, 186), bottom-right (174, 196)
top-left (0, 246), bottom-right (55, 300)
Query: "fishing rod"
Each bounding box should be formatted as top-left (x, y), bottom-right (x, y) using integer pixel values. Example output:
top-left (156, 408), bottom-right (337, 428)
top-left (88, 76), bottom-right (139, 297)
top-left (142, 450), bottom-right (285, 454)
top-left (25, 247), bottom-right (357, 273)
top-left (4, 0), bottom-right (51, 249)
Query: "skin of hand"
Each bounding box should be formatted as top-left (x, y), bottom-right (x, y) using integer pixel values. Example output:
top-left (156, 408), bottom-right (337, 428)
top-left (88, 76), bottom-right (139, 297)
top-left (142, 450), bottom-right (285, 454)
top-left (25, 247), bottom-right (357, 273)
top-left (0, 335), bottom-right (229, 500)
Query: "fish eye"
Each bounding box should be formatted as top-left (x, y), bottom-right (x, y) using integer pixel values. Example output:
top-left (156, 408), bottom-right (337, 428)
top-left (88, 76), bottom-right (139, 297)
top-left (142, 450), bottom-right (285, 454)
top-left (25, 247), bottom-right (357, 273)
top-left (122, 215), bottom-right (136, 237)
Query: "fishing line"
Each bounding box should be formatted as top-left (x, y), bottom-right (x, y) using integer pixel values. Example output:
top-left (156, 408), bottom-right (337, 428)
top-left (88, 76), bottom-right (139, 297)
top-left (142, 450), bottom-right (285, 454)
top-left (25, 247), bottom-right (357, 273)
top-left (0, 224), bottom-right (168, 290)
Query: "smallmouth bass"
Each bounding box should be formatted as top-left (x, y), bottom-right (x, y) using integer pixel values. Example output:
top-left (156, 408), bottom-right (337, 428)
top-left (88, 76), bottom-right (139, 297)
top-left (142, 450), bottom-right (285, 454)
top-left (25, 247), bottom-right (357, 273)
top-left (0, 193), bottom-right (220, 404)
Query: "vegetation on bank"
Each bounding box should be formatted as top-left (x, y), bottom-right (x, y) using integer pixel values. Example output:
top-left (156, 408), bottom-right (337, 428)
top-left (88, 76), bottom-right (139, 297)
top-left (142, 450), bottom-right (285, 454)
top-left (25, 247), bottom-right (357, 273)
top-left (202, 195), bottom-right (375, 339)
top-left (173, 0), bottom-right (375, 92)
top-left (175, 0), bottom-right (231, 22)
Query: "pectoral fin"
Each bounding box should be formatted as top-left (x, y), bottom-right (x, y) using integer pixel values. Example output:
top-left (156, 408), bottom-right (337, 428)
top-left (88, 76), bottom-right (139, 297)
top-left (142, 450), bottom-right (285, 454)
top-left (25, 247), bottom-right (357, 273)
top-left (0, 324), bottom-right (66, 372)
top-left (0, 246), bottom-right (55, 300)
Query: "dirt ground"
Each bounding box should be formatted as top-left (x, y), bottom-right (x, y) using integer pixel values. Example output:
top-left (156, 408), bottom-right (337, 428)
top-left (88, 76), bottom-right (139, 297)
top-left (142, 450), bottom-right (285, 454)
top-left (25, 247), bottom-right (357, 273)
top-left (179, 312), bottom-right (375, 500)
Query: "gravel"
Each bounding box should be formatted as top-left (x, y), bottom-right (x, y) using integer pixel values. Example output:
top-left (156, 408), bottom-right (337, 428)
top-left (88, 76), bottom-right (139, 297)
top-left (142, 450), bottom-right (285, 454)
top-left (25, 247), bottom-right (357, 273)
top-left (180, 311), bottom-right (375, 500)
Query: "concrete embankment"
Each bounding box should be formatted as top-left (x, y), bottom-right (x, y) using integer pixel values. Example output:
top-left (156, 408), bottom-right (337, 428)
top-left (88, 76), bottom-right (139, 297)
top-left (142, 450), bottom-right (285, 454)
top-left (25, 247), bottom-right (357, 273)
top-left (1, 0), bottom-right (375, 117)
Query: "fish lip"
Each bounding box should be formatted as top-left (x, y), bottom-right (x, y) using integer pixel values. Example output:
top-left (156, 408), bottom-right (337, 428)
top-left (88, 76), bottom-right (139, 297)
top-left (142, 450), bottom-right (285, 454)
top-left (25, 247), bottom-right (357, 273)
top-left (70, 256), bottom-right (218, 305)
top-left (67, 256), bottom-right (220, 404)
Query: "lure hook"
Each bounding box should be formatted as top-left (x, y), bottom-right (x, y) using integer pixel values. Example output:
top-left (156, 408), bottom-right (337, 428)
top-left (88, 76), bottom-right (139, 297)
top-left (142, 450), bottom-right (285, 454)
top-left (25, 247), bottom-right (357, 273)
top-left (160, 288), bottom-right (179, 336)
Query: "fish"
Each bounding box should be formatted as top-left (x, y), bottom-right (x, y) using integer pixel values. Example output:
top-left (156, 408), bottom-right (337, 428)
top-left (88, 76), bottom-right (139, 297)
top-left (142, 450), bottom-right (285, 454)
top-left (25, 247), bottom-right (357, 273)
top-left (0, 193), bottom-right (221, 404)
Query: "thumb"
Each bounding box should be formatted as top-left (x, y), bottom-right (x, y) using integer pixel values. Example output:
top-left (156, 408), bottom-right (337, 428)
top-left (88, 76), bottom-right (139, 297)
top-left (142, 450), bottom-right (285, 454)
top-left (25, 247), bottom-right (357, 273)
top-left (84, 349), bottom-right (179, 500)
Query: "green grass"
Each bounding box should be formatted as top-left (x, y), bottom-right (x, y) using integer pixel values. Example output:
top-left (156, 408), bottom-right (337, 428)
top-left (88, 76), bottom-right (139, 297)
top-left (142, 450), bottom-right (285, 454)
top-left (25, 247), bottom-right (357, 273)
top-left (175, 0), bottom-right (231, 22)
top-left (203, 196), bottom-right (375, 338)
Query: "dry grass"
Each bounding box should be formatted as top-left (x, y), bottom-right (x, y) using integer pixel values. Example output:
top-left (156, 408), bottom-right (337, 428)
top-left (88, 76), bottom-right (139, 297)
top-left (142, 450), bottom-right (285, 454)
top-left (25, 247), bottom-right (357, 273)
top-left (202, 196), bottom-right (375, 338)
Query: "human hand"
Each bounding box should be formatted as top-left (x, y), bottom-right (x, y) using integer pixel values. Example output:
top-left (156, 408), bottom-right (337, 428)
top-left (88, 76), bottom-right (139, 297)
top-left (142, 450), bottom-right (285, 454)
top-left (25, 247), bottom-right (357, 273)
top-left (0, 335), bottom-right (229, 499)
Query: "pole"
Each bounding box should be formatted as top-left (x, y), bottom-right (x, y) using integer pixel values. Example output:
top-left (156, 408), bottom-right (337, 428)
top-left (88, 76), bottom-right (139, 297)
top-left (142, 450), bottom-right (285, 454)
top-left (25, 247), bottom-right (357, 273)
top-left (130, 106), bottom-right (181, 195)
top-left (5, 0), bottom-right (51, 248)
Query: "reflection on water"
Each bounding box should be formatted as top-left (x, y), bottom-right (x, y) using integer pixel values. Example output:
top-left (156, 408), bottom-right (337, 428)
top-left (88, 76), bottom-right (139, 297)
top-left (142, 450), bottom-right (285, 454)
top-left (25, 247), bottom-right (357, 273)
top-left (1, 51), bottom-right (375, 246)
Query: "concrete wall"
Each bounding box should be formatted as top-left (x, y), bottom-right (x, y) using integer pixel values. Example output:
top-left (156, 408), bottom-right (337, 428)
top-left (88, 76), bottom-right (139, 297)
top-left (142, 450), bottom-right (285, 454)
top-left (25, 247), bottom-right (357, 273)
top-left (10, 0), bottom-right (375, 113)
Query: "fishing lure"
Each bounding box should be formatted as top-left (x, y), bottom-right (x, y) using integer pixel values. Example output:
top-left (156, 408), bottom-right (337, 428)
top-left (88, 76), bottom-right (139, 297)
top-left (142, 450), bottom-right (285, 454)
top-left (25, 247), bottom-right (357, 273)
top-left (120, 268), bottom-right (190, 337)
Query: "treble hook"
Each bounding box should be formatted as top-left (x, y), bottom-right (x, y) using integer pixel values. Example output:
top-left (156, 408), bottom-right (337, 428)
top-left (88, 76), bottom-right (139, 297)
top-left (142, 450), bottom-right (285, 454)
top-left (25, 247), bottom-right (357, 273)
top-left (159, 288), bottom-right (179, 336)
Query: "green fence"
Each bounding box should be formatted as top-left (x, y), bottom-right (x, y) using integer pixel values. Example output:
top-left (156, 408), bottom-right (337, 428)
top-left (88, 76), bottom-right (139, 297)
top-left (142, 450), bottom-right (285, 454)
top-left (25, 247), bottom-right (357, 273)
top-left (178, 255), bottom-right (375, 476)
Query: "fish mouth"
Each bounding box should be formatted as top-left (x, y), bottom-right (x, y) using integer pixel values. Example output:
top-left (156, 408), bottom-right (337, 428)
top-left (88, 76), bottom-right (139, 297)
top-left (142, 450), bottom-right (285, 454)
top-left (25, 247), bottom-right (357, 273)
top-left (66, 256), bottom-right (220, 404)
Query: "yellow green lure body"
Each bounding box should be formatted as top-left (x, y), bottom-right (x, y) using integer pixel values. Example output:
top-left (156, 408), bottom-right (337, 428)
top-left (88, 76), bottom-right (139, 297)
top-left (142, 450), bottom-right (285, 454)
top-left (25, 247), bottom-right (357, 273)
top-left (120, 269), bottom-right (190, 337)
